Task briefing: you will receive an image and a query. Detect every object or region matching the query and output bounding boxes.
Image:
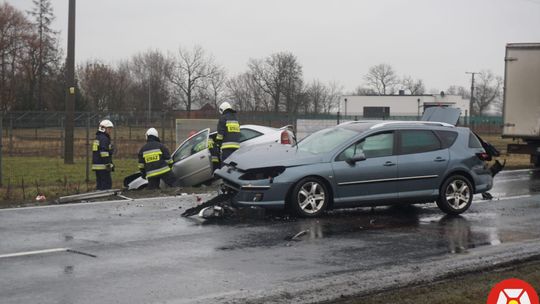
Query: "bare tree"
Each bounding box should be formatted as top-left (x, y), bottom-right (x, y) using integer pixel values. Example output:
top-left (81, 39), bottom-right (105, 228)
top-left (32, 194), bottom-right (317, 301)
top-left (473, 70), bottom-right (503, 115)
top-left (198, 65), bottom-right (227, 110)
top-left (27, 0), bottom-right (60, 110)
top-left (364, 64), bottom-right (398, 95)
top-left (168, 45), bottom-right (218, 112)
top-left (446, 85), bottom-right (470, 99)
top-left (130, 49), bottom-right (173, 112)
top-left (400, 75), bottom-right (425, 95)
top-left (226, 72), bottom-right (270, 112)
top-left (353, 86), bottom-right (377, 96)
top-left (77, 60), bottom-right (133, 112)
top-left (324, 81), bottom-right (343, 114)
top-left (248, 51), bottom-right (303, 113)
top-left (0, 2), bottom-right (32, 111)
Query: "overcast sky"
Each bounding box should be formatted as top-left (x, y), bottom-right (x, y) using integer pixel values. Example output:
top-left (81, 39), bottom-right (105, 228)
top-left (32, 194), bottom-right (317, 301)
top-left (11, 0), bottom-right (540, 92)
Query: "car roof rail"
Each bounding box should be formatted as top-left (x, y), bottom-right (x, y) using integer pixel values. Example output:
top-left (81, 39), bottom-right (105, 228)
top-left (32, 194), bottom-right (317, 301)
top-left (369, 121), bottom-right (455, 129)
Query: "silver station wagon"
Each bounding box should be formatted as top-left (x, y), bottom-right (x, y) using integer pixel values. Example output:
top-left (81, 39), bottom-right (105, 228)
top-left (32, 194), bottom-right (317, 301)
top-left (215, 120), bottom-right (494, 217)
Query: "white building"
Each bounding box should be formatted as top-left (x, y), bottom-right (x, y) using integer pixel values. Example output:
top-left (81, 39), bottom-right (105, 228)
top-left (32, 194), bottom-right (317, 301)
top-left (339, 93), bottom-right (470, 118)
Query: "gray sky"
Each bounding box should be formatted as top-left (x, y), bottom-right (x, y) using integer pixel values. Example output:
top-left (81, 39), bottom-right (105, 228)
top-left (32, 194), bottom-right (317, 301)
top-left (11, 0), bottom-right (540, 92)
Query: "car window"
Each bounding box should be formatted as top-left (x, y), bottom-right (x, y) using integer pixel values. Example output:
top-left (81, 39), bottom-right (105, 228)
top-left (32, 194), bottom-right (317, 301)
top-left (172, 129), bottom-right (209, 162)
top-left (298, 127), bottom-right (358, 155)
top-left (239, 128), bottom-right (263, 143)
top-left (336, 132), bottom-right (394, 161)
top-left (435, 130), bottom-right (458, 148)
top-left (399, 130), bottom-right (441, 154)
top-left (468, 132), bottom-right (483, 148)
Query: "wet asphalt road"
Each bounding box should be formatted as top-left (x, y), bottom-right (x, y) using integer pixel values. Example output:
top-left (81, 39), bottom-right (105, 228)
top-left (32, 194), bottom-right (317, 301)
top-left (0, 169), bottom-right (539, 304)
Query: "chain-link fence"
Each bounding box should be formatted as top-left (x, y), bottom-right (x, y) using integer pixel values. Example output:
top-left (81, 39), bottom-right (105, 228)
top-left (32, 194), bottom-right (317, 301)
top-left (0, 111), bottom-right (503, 158)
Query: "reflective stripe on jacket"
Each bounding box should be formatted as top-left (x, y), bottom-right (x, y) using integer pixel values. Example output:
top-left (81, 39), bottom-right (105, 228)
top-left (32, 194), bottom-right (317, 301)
top-left (138, 136), bottom-right (173, 178)
top-left (92, 131), bottom-right (113, 171)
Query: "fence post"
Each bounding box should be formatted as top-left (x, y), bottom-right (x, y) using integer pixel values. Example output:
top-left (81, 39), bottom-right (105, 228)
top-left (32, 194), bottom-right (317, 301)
top-left (8, 115), bottom-right (13, 157)
top-left (86, 114), bottom-right (90, 183)
top-left (161, 111), bottom-right (165, 146)
top-left (0, 115), bottom-right (3, 187)
top-left (60, 117), bottom-right (64, 159)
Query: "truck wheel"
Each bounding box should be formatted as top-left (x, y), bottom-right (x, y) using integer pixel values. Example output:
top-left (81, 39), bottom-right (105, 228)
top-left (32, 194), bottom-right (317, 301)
top-left (436, 175), bottom-right (473, 215)
top-left (291, 177), bottom-right (329, 217)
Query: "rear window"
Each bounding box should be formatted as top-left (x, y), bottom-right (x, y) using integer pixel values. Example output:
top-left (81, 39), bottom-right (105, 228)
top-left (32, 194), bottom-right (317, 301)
top-left (435, 130), bottom-right (458, 148)
top-left (239, 128), bottom-right (263, 143)
top-left (399, 130), bottom-right (441, 154)
top-left (468, 132), bottom-right (483, 148)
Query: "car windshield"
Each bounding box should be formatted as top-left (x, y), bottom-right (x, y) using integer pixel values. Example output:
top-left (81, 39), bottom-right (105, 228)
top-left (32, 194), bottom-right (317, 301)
top-left (298, 127), bottom-right (358, 154)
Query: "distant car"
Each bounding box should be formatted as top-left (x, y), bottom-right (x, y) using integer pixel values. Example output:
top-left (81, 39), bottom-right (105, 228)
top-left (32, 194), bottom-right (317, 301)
top-left (215, 120), bottom-right (494, 217)
top-left (125, 124), bottom-right (295, 189)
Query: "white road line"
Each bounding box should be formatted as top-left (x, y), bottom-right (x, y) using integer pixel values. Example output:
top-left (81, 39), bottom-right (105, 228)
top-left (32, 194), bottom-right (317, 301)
top-left (0, 248), bottom-right (69, 259)
top-left (0, 195), bottom-right (194, 212)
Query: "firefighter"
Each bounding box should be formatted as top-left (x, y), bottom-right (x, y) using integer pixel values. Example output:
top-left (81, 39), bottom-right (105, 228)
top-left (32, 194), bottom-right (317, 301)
top-left (92, 119), bottom-right (114, 190)
top-left (138, 128), bottom-right (176, 190)
top-left (215, 102), bottom-right (240, 162)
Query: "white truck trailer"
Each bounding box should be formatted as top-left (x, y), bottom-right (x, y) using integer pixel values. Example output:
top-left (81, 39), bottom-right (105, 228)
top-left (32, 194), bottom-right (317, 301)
top-left (502, 43), bottom-right (540, 167)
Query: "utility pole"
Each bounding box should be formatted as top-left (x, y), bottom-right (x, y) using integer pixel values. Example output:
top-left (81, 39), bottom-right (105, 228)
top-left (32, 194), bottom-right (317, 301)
top-left (64, 0), bottom-right (76, 164)
top-left (466, 72), bottom-right (478, 117)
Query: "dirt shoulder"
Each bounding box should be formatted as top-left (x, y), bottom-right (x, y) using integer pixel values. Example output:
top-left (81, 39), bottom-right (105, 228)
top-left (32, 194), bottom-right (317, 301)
top-left (335, 258), bottom-right (540, 304)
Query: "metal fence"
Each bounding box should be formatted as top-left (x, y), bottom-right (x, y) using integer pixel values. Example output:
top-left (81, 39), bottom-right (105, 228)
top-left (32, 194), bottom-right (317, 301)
top-left (0, 111), bottom-right (503, 159)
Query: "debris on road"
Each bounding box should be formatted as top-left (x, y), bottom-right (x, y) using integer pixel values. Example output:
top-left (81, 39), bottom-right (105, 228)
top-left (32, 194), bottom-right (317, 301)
top-left (56, 189), bottom-right (123, 204)
top-left (181, 193), bottom-right (235, 217)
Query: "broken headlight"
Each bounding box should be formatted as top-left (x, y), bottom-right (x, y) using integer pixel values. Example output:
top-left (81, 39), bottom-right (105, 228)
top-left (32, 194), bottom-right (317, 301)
top-left (239, 166), bottom-right (286, 181)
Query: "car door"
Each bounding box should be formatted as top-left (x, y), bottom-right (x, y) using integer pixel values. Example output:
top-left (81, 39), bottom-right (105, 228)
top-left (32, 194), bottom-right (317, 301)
top-left (332, 132), bottom-right (398, 205)
top-left (396, 129), bottom-right (449, 199)
top-left (170, 128), bottom-right (213, 186)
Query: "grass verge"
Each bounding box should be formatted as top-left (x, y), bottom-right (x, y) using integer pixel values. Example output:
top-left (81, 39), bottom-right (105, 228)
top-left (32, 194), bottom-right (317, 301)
top-left (336, 258), bottom-right (540, 304)
top-left (0, 156), bottom-right (138, 208)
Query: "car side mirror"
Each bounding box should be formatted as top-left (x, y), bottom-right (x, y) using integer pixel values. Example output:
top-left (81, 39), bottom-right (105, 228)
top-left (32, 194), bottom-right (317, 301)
top-left (346, 153), bottom-right (366, 165)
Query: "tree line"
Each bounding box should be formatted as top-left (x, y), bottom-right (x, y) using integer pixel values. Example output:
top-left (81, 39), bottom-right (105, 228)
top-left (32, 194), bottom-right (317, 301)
top-left (0, 1), bottom-right (502, 115)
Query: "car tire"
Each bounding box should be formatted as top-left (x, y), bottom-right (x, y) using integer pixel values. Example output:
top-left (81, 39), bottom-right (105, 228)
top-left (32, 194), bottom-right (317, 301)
top-left (436, 175), bottom-right (473, 215)
top-left (291, 177), bottom-right (329, 217)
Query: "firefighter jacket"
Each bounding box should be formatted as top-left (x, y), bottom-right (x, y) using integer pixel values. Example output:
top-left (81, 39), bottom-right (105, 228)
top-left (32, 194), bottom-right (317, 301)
top-left (137, 135), bottom-right (174, 178)
top-left (92, 131), bottom-right (113, 171)
top-left (215, 110), bottom-right (240, 151)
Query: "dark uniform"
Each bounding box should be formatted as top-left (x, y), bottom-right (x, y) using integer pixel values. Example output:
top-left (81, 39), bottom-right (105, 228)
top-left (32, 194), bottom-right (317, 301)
top-left (216, 109), bottom-right (240, 162)
top-left (92, 131), bottom-right (113, 190)
top-left (208, 137), bottom-right (220, 171)
top-left (138, 135), bottom-right (176, 189)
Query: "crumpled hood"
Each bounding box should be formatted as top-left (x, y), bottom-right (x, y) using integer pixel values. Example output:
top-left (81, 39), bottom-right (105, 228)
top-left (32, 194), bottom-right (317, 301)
top-left (225, 144), bottom-right (323, 170)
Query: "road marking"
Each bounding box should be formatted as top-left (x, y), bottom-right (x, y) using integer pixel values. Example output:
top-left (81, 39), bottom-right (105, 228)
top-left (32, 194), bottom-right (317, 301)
top-left (0, 195), bottom-right (196, 212)
top-left (0, 248), bottom-right (69, 259)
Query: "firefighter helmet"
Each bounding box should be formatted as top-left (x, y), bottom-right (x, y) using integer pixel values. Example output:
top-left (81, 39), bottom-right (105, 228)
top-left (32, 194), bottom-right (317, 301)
top-left (146, 127), bottom-right (159, 139)
top-left (98, 119), bottom-right (114, 132)
top-left (219, 102), bottom-right (232, 114)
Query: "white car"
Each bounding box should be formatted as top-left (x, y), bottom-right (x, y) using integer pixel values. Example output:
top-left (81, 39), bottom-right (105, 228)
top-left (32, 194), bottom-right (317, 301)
top-left (125, 124), bottom-right (295, 189)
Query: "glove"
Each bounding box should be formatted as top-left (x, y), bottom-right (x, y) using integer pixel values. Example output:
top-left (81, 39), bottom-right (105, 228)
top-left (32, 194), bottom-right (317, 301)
top-left (106, 163), bottom-right (114, 172)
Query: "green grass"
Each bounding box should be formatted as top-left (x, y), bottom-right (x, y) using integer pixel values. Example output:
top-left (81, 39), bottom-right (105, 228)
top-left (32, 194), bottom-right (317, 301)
top-left (0, 156), bottom-right (138, 207)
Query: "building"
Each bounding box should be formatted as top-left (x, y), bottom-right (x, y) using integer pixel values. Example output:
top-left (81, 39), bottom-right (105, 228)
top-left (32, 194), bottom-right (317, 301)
top-left (339, 93), bottom-right (470, 119)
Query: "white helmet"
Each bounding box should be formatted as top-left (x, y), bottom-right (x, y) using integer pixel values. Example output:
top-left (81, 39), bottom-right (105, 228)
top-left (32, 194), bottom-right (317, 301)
top-left (219, 102), bottom-right (232, 114)
top-left (98, 119), bottom-right (114, 132)
top-left (146, 127), bottom-right (159, 139)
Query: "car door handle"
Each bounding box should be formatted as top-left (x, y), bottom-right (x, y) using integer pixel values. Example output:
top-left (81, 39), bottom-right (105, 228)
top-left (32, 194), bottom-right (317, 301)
top-left (200, 155), bottom-right (206, 159)
top-left (434, 157), bottom-right (446, 162)
top-left (383, 161), bottom-right (396, 166)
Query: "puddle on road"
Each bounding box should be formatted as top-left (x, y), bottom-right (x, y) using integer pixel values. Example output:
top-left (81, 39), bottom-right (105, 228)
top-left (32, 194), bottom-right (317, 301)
top-left (215, 205), bottom-right (539, 254)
